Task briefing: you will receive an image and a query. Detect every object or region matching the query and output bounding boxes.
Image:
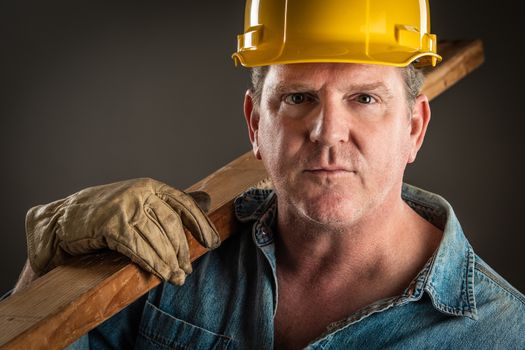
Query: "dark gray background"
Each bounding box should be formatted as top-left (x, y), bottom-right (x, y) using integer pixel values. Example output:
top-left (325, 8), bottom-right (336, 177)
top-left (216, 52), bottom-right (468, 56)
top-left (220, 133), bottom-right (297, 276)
top-left (1, 1), bottom-right (523, 295)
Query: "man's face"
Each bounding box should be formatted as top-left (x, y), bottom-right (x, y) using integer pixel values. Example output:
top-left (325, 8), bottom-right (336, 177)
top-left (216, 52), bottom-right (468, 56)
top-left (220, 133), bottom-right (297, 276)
top-left (244, 63), bottom-right (430, 228)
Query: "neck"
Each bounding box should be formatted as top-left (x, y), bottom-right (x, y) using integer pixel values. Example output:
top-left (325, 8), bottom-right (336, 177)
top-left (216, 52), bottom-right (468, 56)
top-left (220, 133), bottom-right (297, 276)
top-left (275, 189), bottom-right (442, 289)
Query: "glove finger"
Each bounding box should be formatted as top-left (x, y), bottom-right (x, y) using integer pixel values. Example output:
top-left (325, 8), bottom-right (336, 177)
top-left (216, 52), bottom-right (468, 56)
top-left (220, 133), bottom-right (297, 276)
top-left (158, 186), bottom-right (221, 249)
top-left (115, 205), bottom-right (185, 283)
top-left (112, 238), bottom-right (187, 285)
top-left (147, 195), bottom-right (193, 275)
top-left (188, 191), bottom-right (211, 213)
top-left (127, 239), bottom-right (186, 286)
top-left (108, 237), bottom-right (173, 282)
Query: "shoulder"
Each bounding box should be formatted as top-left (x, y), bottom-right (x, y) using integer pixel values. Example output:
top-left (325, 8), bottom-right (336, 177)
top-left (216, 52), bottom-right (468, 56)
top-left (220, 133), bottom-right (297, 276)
top-left (137, 222), bottom-right (274, 349)
top-left (156, 221), bottom-right (259, 301)
top-left (473, 254), bottom-right (525, 308)
top-left (150, 187), bottom-right (278, 319)
top-left (467, 255), bottom-right (525, 347)
top-left (88, 226), bottom-right (267, 349)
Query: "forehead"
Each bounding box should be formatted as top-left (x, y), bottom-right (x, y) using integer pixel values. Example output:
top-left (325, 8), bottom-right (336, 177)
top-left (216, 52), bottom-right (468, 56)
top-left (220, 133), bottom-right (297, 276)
top-left (263, 62), bottom-right (404, 93)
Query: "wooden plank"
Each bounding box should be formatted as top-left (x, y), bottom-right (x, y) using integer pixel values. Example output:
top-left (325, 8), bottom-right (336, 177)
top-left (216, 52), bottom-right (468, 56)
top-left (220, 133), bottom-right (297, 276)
top-left (0, 39), bottom-right (484, 350)
top-left (0, 152), bottom-right (267, 350)
top-left (0, 254), bottom-right (158, 350)
top-left (422, 39), bottom-right (484, 100)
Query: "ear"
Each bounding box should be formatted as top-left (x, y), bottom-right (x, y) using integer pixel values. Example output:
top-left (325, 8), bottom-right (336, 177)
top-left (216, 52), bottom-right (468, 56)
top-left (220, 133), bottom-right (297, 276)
top-left (243, 90), bottom-right (262, 159)
top-left (407, 94), bottom-right (431, 163)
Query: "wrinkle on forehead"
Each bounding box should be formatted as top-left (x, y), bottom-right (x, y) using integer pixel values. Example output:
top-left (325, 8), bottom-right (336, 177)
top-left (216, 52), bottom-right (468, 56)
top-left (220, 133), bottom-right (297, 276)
top-left (272, 62), bottom-right (397, 77)
top-left (264, 63), bottom-right (399, 99)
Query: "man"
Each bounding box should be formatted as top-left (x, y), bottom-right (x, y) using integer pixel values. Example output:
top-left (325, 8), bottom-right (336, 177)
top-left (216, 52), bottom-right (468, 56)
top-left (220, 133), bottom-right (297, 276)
top-left (14, 0), bottom-right (525, 349)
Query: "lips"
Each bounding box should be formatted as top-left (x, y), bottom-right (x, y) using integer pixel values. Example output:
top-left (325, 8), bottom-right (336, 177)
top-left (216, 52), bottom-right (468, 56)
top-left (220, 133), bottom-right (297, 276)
top-left (307, 167), bottom-right (349, 172)
top-left (303, 166), bottom-right (354, 175)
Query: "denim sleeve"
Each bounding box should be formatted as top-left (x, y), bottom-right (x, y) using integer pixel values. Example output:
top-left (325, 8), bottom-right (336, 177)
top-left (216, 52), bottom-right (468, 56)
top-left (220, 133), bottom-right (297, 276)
top-left (66, 291), bottom-right (149, 349)
top-left (65, 335), bottom-right (89, 350)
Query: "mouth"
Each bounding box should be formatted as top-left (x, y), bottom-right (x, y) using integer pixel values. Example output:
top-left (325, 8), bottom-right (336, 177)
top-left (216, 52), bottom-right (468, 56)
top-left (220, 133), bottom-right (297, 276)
top-left (303, 167), bottom-right (354, 176)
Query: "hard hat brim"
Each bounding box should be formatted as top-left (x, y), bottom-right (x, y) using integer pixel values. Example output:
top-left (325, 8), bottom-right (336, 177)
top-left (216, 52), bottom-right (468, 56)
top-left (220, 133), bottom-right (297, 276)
top-left (233, 49), bottom-right (442, 68)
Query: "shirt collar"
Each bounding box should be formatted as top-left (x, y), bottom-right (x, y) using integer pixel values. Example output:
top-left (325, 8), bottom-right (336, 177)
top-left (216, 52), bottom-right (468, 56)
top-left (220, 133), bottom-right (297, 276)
top-left (234, 188), bottom-right (277, 246)
top-left (402, 184), bottom-right (478, 320)
top-left (234, 183), bottom-right (478, 320)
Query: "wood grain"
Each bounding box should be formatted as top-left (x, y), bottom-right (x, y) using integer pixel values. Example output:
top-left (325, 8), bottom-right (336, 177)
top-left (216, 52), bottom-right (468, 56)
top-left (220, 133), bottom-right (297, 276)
top-left (0, 152), bottom-right (267, 350)
top-left (0, 39), bottom-right (484, 350)
top-left (422, 39), bottom-right (484, 100)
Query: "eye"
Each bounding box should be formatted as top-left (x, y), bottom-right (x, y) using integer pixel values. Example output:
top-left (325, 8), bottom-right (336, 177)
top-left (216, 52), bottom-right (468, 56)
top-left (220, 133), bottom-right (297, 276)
top-left (355, 94), bottom-right (375, 104)
top-left (283, 93), bottom-right (312, 105)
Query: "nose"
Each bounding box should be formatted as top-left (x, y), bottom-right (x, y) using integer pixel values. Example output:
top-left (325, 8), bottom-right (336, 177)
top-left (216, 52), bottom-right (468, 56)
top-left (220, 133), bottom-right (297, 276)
top-left (309, 98), bottom-right (350, 146)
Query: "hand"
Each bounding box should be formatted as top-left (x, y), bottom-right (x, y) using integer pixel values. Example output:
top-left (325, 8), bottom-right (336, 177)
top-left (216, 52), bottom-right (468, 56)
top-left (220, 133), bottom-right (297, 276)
top-left (25, 178), bottom-right (220, 285)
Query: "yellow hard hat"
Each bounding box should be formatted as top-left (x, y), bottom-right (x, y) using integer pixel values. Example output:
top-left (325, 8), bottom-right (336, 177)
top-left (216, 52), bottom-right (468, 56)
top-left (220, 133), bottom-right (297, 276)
top-left (232, 0), bottom-right (441, 68)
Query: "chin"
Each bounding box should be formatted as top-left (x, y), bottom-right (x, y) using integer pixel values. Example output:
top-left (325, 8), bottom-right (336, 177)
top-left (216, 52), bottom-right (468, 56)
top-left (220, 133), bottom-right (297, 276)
top-left (294, 191), bottom-right (361, 227)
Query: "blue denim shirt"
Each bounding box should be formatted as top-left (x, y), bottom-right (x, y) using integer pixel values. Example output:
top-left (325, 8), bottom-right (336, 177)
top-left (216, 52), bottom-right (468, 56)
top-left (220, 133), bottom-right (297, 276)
top-left (71, 184), bottom-right (525, 349)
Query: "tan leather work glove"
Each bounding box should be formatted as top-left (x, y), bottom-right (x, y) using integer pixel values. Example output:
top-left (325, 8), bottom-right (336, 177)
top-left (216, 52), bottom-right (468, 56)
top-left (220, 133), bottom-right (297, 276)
top-left (25, 178), bottom-right (221, 285)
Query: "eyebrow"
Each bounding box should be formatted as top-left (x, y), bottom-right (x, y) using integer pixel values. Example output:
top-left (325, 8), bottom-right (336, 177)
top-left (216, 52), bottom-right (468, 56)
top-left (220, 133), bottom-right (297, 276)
top-left (269, 81), bottom-right (394, 99)
top-left (268, 83), bottom-right (314, 96)
top-left (341, 82), bottom-right (395, 100)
